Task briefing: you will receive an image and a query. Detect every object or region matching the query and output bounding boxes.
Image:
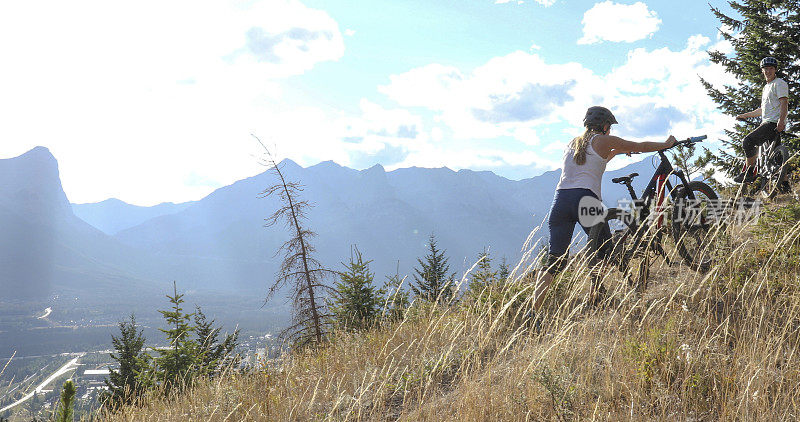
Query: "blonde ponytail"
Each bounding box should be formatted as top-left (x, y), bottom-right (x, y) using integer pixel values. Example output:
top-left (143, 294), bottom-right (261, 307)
top-left (569, 128), bottom-right (602, 165)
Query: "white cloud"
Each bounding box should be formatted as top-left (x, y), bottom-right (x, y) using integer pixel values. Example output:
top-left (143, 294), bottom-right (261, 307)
top-left (281, 31), bottom-right (736, 183)
top-left (379, 64), bottom-right (465, 111)
top-left (340, 100), bottom-right (426, 153)
top-left (378, 34), bottom-right (738, 174)
top-left (578, 1), bottom-right (661, 44)
top-left (231, 1), bottom-right (345, 77)
top-left (248, 99), bottom-right (430, 174)
top-left (0, 0), bottom-right (345, 205)
top-left (0, 0), bottom-right (741, 204)
top-left (355, 100), bottom-right (423, 139)
top-left (380, 52), bottom-right (598, 142)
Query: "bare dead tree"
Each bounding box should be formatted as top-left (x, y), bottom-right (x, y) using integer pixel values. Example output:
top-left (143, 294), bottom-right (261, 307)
top-left (254, 135), bottom-right (334, 347)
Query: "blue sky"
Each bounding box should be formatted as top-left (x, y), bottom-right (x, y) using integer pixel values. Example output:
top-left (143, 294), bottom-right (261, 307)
top-left (0, 0), bottom-right (740, 205)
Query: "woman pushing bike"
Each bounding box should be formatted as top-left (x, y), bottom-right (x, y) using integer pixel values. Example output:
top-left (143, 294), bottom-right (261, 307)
top-left (532, 106), bottom-right (676, 311)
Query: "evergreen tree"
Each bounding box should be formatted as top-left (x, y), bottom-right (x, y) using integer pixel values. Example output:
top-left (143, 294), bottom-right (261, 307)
top-left (701, 0), bottom-right (799, 177)
top-left (103, 285), bottom-right (239, 402)
top-left (103, 314), bottom-right (146, 409)
top-left (670, 142), bottom-right (717, 183)
top-left (382, 263), bottom-right (410, 321)
top-left (498, 257), bottom-right (510, 284)
top-left (468, 248), bottom-right (498, 295)
top-left (411, 234), bottom-right (456, 304)
top-left (145, 281), bottom-right (199, 392)
top-left (55, 380), bottom-right (76, 422)
top-left (329, 247), bottom-right (383, 331)
top-left (194, 307), bottom-right (240, 375)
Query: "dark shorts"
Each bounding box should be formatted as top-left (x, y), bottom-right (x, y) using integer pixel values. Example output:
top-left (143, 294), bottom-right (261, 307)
top-left (546, 188), bottom-right (610, 274)
top-left (743, 122), bottom-right (778, 158)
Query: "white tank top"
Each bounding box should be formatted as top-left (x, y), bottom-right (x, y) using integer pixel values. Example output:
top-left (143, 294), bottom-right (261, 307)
top-left (555, 134), bottom-right (608, 199)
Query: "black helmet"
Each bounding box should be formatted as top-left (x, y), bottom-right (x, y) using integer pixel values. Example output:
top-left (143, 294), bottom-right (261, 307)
top-left (760, 57), bottom-right (779, 68)
top-left (583, 106), bottom-right (618, 128)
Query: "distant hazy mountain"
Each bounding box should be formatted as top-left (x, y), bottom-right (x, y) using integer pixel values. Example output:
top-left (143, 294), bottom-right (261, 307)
top-left (72, 199), bottom-right (194, 235)
top-left (0, 147), bottom-right (167, 300)
top-left (111, 157), bottom-right (658, 292)
top-left (0, 146), bottom-right (659, 301)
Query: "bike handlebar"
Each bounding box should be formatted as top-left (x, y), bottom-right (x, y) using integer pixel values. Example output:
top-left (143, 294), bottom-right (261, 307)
top-left (660, 135), bottom-right (706, 151)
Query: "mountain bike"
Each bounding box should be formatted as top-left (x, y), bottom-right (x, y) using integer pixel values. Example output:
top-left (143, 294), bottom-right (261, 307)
top-left (744, 131), bottom-right (790, 199)
top-left (587, 136), bottom-right (718, 291)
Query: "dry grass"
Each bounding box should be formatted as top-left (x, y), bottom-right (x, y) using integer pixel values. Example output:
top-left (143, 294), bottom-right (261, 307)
top-left (103, 190), bottom-right (800, 421)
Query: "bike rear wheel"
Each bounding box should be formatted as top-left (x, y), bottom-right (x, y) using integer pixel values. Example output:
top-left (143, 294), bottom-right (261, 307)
top-left (671, 181), bottom-right (718, 272)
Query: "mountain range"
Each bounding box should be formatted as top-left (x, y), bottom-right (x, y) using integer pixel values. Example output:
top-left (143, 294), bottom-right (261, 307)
top-left (3, 146), bottom-right (659, 302)
top-left (72, 198), bottom-right (193, 235)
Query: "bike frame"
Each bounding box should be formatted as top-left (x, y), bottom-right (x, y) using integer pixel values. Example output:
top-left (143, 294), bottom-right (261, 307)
top-left (600, 137), bottom-right (711, 270)
top-left (617, 150), bottom-right (695, 231)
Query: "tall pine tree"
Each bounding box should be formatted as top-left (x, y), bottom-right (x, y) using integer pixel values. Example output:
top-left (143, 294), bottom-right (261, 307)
top-left (329, 247), bottom-right (383, 331)
top-left (103, 314), bottom-right (146, 409)
top-left (55, 380), bottom-right (76, 422)
top-left (498, 256), bottom-right (510, 284)
top-left (411, 234), bottom-right (456, 304)
top-left (194, 307), bottom-right (240, 375)
top-left (141, 281), bottom-right (199, 393)
top-left (382, 262), bottom-right (410, 321)
top-left (468, 248), bottom-right (498, 295)
top-left (701, 0), bottom-right (799, 176)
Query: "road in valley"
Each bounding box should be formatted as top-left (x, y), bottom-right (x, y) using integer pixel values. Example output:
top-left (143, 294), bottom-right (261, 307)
top-left (0, 353), bottom-right (84, 413)
top-left (37, 308), bottom-right (53, 319)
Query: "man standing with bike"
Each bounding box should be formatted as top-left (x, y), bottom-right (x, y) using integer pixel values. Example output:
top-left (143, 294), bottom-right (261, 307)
top-left (734, 57), bottom-right (789, 184)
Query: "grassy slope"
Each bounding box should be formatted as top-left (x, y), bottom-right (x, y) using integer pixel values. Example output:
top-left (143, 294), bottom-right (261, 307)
top-left (105, 189), bottom-right (800, 421)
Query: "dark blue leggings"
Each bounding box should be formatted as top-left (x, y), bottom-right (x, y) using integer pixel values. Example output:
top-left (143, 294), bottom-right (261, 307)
top-left (546, 188), bottom-right (610, 274)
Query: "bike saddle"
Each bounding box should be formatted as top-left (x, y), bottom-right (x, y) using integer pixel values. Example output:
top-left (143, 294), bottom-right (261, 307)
top-left (612, 173), bottom-right (639, 184)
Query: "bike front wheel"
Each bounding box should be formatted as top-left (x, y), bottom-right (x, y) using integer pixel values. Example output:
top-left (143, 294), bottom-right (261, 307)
top-left (764, 144), bottom-right (790, 198)
top-left (671, 181), bottom-right (718, 272)
top-left (587, 208), bottom-right (649, 290)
